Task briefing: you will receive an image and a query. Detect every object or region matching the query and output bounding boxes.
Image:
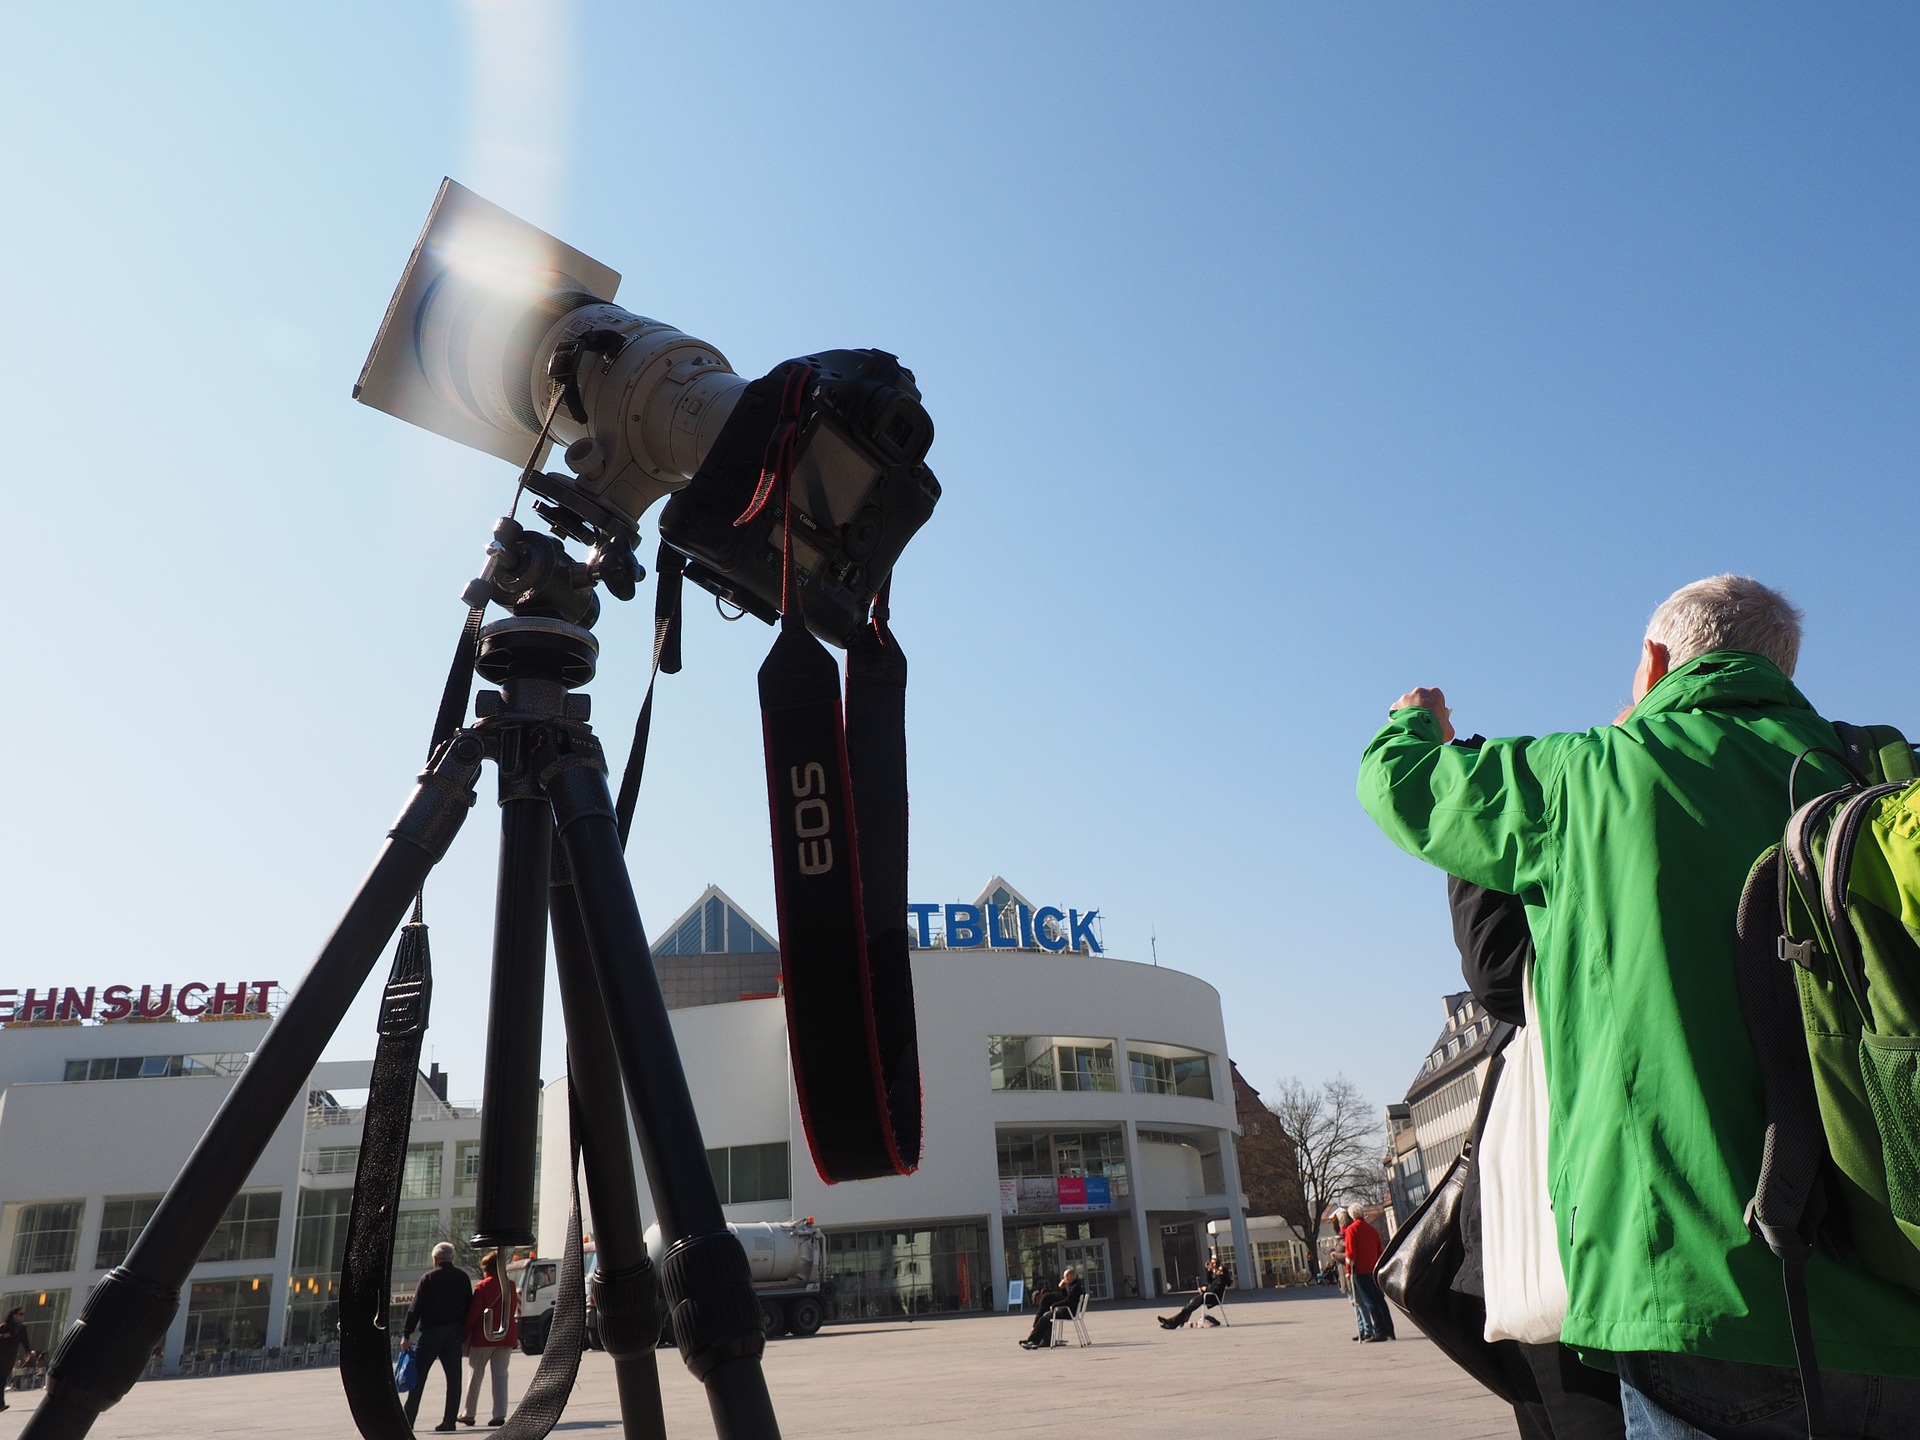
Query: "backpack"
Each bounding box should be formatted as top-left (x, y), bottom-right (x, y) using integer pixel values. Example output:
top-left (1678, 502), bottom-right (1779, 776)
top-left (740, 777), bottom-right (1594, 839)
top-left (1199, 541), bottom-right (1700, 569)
top-left (1734, 721), bottom-right (1920, 1436)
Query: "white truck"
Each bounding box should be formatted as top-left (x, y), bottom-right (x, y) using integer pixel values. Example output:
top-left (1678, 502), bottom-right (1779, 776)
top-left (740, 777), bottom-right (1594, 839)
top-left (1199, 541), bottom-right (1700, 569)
top-left (511, 1218), bottom-right (830, 1354)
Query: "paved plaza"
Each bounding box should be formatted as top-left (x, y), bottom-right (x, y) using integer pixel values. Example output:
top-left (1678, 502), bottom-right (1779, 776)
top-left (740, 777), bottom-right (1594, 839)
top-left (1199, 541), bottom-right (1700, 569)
top-left (1, 1290), bottom-right (1516, 1439)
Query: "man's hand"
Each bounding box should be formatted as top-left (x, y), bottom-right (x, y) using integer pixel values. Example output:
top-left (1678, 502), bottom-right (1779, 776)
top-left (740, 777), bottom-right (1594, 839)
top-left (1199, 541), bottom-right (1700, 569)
top-left (1391, 687), bottom-right (1455, 743)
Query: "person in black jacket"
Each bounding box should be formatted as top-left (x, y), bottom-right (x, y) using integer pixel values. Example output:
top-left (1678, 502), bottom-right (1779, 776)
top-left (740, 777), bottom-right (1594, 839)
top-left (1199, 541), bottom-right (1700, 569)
top-left (401, 1243), bottom-right (475, 1432)
top-left (1449, 873), bottom-right (1623, 1440)
top-left (0, 1306), bottom-right (32, 1410)
top-left (1019, 1266), bottom-right (1086, 1349)
top-left (1156, 1255), bottom-right (1229, 1329)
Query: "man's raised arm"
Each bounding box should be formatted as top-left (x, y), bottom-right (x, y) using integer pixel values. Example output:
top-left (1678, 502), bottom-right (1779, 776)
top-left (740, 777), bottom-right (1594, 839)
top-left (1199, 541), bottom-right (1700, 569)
top-left (1356, 689), bottom-right (1558, 895)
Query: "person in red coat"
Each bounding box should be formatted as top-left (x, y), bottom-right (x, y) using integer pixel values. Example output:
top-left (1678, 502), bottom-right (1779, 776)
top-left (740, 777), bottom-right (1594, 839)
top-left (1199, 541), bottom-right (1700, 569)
top-left (1342, 1209), bottom-right (1396, 1343)
top-left (460, 1249), bottom-right (521, 1427)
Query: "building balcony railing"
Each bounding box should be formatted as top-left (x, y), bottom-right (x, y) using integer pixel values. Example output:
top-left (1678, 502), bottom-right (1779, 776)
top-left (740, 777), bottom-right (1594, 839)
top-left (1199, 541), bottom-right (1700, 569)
top-left (304, 1101), bottom-right (479, 1130)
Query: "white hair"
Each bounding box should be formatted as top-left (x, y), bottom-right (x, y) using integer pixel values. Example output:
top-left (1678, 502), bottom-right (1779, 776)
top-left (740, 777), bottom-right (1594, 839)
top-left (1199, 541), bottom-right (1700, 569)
top-left (1645, 575), bottom-right (1803, 676)
top-left (432, 1241), bottom-right (456, 1265)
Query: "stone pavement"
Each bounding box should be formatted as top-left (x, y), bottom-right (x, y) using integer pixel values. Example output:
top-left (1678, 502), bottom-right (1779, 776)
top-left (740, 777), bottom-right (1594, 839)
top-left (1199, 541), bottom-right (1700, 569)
top-left (0, 1289), bottom-right (1518, 1439)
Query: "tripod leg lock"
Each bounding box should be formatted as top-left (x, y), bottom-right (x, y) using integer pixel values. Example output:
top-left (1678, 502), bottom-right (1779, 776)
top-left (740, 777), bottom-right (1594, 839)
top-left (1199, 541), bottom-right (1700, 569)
top-left (590, 1256), bottom-right (662, 1359)
top-left (42, 1267), bottom-right (180, 1425)
top-left (545, 758), bottom-right (616, 828)
top-left (658, 1232), bottom-right (767, 1380)
top-left (388, 736), bottom-right (484, 860)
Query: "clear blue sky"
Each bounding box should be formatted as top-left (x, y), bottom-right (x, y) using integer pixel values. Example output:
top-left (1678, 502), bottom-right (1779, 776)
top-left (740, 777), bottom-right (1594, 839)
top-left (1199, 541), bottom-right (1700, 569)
top-left (1, 4), bottom-right (1915, 1128)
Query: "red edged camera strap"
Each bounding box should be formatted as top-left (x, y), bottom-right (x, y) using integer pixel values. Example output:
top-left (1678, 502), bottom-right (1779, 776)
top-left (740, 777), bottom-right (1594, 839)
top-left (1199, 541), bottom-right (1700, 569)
top-left (757, 485), bottom-right (921, 1181)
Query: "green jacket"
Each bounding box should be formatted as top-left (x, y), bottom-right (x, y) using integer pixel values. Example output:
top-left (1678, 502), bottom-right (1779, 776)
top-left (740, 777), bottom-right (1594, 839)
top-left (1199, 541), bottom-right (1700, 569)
top-left (1358, 651), bottom-right (1920, 1375)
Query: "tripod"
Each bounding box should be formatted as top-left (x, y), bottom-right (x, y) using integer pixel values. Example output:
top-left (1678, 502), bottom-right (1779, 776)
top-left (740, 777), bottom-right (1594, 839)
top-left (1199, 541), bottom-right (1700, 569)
top-left (26, 597), bottom-right (781, 1440)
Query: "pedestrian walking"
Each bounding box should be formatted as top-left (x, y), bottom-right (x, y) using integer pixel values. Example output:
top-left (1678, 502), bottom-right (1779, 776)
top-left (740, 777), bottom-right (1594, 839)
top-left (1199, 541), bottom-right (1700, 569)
top-left (461, 1249), bottom-right (520, 1426)
top-left (401, 1241), bottom-right (474, 1432)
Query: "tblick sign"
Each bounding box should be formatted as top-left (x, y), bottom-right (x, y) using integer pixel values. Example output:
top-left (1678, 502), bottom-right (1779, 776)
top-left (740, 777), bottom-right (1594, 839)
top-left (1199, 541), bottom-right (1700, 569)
top-left (0, 981), bottom-right (280, 1023)
top-left (907, 904), bottom-right (1102, 954)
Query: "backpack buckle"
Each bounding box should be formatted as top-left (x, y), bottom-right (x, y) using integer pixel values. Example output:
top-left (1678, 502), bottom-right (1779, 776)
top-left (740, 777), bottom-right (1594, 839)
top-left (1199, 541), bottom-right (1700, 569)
top-left (1777, 935), bottom-right (1817, 970)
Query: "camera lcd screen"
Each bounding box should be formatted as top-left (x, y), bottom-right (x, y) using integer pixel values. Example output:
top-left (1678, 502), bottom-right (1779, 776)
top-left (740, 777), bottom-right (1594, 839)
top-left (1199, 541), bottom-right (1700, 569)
top-left (791, 418), bottom-right (880, 533)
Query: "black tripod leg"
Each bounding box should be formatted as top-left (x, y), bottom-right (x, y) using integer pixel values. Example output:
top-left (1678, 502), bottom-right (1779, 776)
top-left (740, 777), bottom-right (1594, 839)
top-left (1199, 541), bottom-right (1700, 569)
top-left (24, 738), bottom-right (485, 1440)
top-left (552, 853), bottom-right (668, 1440)
top-left (473, 762), bottom-right (551, 1248)
top-left (545, 757), bottom-right (781, 1440)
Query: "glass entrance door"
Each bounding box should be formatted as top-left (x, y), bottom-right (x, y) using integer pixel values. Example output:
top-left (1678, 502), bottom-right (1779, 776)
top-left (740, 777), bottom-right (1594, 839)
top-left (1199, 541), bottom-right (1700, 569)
top-left (1061, 1238), bottom-right (1111, 1301)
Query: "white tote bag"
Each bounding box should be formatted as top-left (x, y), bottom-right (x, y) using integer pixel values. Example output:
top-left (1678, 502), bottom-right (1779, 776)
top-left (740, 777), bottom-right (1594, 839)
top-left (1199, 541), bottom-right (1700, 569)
top-left (1479, 975), bottom-right (1568, 1344)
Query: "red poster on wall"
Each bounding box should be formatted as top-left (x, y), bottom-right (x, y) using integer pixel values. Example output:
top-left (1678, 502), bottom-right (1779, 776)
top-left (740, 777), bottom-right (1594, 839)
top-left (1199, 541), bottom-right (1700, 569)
top-left (1057, 1177), bottom-right (1088, 1210)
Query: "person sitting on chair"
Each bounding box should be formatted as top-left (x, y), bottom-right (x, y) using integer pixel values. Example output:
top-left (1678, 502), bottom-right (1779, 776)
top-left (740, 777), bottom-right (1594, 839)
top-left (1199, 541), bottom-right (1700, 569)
top-left (1019, 1266), bottom-right (1085, 1349)
top-left (1157, 1255), bottom-right (1229, 1328)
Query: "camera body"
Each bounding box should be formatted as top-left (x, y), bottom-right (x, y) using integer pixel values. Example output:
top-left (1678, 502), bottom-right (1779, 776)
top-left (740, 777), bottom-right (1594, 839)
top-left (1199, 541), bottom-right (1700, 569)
top-left (659, 349), bottom-right (940, 646)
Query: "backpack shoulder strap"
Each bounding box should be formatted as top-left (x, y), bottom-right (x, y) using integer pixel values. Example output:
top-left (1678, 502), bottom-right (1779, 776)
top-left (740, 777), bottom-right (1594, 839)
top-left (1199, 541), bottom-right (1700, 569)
top-left (1731, 846), bottom-right (1831, 1439)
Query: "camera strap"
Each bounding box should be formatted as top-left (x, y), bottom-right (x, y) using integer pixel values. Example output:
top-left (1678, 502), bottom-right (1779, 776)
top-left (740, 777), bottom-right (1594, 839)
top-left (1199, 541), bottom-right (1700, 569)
top-left (338, 911), bottom-right (591, 1440)
top-left (613, 544), bottom-right (684, 848)
top-left (757, 470), bottom-right (922, 1181)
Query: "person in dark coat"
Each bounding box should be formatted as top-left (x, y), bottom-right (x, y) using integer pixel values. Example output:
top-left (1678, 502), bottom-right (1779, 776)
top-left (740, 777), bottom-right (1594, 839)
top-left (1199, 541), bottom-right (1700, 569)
top-left (0, 1307), bottom-right (31, 1410)
top-left (1019, 1266), bottom-right (1086, 1349)
top-left (401, 1242), bottom-right (475, 1432)
top-left (1157, 1255), bottom-right (1229, 1328)
top-left (1450, 874), bottom-right (1625, 1440)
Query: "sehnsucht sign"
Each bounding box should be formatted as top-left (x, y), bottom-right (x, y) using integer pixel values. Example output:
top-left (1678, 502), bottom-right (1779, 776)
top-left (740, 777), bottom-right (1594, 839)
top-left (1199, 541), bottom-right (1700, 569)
top-left (0, 981), bottom-right (280, 1024)
top-left (907, 903), bottom-right (1102, 954)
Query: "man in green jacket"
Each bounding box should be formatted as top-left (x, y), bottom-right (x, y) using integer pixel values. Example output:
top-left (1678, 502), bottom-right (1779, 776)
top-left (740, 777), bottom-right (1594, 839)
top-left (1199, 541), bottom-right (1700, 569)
top-left (1358, 575), bottom-right (1920, 1438)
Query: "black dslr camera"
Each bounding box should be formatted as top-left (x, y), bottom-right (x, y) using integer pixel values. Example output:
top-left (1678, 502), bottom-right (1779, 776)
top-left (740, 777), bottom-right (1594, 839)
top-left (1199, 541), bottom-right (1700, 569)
top-left (659, 348), bottom-right (941, 646)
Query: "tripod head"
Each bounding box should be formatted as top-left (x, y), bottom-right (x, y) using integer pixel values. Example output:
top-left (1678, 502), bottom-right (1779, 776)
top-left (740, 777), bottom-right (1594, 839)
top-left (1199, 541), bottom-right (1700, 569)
top-left (458, 500), bottom-right (650, 692)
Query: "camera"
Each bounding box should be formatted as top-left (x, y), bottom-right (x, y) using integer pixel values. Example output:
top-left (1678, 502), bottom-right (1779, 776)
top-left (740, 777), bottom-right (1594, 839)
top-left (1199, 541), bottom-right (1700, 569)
top-left (355, 180), bottom-right (938, 643)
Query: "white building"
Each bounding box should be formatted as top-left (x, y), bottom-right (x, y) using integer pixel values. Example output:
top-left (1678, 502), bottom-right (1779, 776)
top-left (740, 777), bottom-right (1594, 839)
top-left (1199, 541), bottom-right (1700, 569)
top-left (539, 878), bottom-right (1253, 1314)
top-left (0, 992), bottom-right (482, 1373)
top-left (1394, 989), bottom-right (1501, 1210)
top-left (0, 873), bottom-right (1257, 1363)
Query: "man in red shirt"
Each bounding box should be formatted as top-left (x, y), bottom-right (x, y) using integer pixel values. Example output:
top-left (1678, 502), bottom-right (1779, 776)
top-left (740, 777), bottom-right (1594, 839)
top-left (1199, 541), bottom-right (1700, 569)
top-left (1341, 1208), bottom-right (1396, 1343)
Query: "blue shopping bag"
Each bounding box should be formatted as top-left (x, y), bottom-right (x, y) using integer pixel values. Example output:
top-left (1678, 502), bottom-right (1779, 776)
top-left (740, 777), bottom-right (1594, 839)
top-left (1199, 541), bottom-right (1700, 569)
top-left (393, 1347), bottom-right (416, 1394)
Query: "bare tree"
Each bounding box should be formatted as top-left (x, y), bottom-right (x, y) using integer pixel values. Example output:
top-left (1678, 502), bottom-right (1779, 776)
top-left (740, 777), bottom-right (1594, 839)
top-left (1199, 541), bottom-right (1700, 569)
top-left (1266, 1076), bottom-right (1382, 1262)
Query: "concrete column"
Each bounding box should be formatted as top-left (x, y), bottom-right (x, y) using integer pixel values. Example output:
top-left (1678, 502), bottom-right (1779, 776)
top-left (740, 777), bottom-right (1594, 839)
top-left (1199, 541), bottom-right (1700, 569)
top-left (71, 1201), bottom-right (103, 1289)
top-left (265, 1182), bottom-right (299, 1349)
top-left (986, 1202), bottom-right (1008, 1311)
top-left (1121, 1118), bottom-right (1155, 1299)
top-left (1213, 1121), bottom-right (1259, 1290)
top-left (1219, 1125), bottom-right (1254, 1287)
top-left (162, 1297), bottom-right (190, 1376)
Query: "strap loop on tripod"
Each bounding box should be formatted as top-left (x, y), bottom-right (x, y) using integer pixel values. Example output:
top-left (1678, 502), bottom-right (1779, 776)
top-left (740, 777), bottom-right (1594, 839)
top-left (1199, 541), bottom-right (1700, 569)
top-left (338, 925), bottom-right (592, 1440)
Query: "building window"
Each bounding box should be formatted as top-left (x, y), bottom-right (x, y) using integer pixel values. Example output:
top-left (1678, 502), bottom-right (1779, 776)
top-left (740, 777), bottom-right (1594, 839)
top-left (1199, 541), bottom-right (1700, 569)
top-left (200, 1191), bottom-right (281, 1263)
top-left (392, 1211), bottom-right (442, 1275)
top-left (1253, 1240), bottom-right (1293, 1286)
top-left (994, 1129), bottom-right (1129, 1200)
top-left (1127, 1047), bottom-right (1214, 1099)
top-left (95, 1195), bottom-right (163, 1269)
top-left (310, 1146), bottom-right (359, 1177)
top-left (287, 1189), bottom-right (355, 1347)
top-left (6, 1201), bottom-right (83, 1276)
top-left (987, 1036), bottom-right (1054, 1091)
top-left (0, 1288), bottom-right (70, 1354)
top-left (822, 1222), bottom-right (990, 1320)
top-left (401, 1142), bottom-right (444, 1200)
top-left (182, 1275), bottom-right (272, 1353)
top-left (454, 1141), bottom-right (482, 1198)
top-left (292, 1188), bottom-right (355, 1273)
top-left (62, 1054), bottom-right (224, 1082)
top-left (1056, 1044), bottom-right (1116, 1093)
top-left (707, 1143), bottom-right (790, 1205)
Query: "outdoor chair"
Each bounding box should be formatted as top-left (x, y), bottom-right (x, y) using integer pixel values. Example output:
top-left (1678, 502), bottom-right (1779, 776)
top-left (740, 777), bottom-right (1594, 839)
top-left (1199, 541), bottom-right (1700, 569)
top-left (1187, 1290), bottom-right (1229, 1327)
top-left (1048, 1292), bottom-right (1091, 1348)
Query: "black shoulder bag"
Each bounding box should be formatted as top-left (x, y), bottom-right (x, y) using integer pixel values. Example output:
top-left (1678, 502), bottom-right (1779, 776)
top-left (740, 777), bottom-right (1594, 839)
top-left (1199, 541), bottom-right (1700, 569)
top-left (1375, 1021), bottom-right (1527, 1405)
